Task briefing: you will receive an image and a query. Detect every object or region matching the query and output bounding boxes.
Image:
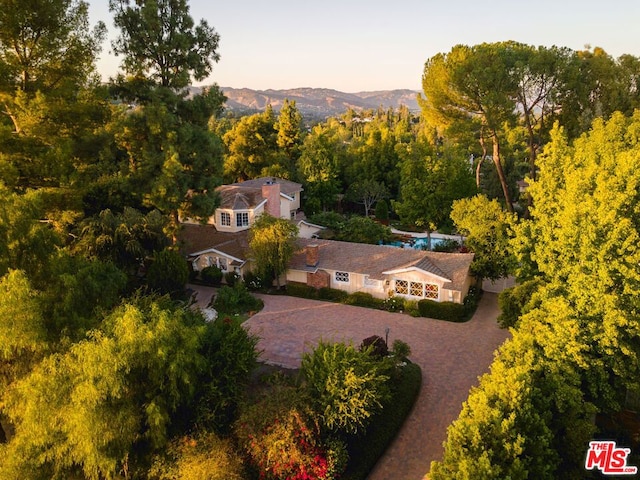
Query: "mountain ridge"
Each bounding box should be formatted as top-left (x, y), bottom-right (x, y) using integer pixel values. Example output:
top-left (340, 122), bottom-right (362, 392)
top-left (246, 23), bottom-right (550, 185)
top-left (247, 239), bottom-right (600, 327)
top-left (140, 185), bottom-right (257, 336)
top-left (193, 86), bottom-right (421, 118)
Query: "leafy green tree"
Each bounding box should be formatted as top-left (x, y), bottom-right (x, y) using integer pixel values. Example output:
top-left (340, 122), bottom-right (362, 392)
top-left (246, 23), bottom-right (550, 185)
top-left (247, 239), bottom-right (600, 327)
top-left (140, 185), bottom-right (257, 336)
top-left (109, 0), bottom-right (220, 89)
top-left (146, 248), bottom-right (189, 295)
top-left (0, 185), bottom-right (61, 283)
top-left (430, 329), bottom-right (595, 480)
top-left (336, 216), bottom-right (392, 245)
top-left (74, 207), bottom-right (168, 274)
top-left (248, 214), bottom-right (298, 288)
top-left (275, 98), bottom-right (303, 171)
top-left (223, 107), bottom-right (281, 181)
top-left (346, 179), bottom-right (388, 217)
top-left (394, 139), bottom-right (475, 246)
top-left (0, 296), bottom-right (207, 479)
top-left (450, 195), bottom-right (515, 280)
top-left (298, 123), bottom-right (346, 213)
top-left (517, 112), bottom-right (640, 409)
top-left (301, 341), bottom-right (391, 434)
top-left (421, 43), bottom-right (518, 211)
top-left (374, 198), bottom-right (389, 222)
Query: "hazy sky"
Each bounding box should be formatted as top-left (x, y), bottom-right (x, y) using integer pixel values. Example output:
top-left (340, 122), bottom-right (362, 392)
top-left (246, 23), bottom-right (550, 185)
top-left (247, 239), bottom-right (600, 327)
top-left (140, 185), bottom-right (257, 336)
top-left (89, 0), bottom-right (640, 92)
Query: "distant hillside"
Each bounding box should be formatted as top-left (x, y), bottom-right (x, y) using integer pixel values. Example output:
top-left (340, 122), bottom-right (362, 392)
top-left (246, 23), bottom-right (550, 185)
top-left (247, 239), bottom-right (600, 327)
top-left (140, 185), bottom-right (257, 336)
top-left (192, 86), bottom-right (421, 118)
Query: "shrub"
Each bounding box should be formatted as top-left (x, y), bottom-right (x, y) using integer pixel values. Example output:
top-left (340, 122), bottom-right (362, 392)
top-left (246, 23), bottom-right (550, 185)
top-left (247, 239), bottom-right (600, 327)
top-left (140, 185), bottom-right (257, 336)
top-left (343, 292), bottom-right (385, 309)
top-left (382, 295), bottom-right (404, 312)
top-left (235, 385), bottom-right (345, 480)
top-left (201, 265), bottom-right (223, 286)
top-left (342, 362), bottom-right (422, 480)
top-left (149, 432), bottom-right (246, 480)
top-left (301, 341), bottom-right (392, 435)
top-left (213, 283), bottom-right (263, 315)
top-left (360, 335), bottom-right (388, 358)
top-left (403, 300), bottom-right (420, 317)
top-left (242, 270), bottom-right (265, 291)
top-left (433, 238), bottom-right (461, 252)
top-left (391, 340), bottom-right (411, 360)
top-left (318, 287), bottom-right (349, 302)
top-left (285, 281), bottom-right (319, 299)
top-left (374, 199), bottom-right (389, 222)
top-left (418, 299), bottom-right (466, 322)
top-left (224, 270), bottom-right (241, 287)
top-left (146, 248), bottom-right (189, 295)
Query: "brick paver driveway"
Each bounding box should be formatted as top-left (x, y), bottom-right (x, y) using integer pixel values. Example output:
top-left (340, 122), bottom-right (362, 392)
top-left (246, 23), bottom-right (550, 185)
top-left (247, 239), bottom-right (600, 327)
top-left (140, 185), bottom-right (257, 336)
top-left (240, 293), bottom-right (510, 480)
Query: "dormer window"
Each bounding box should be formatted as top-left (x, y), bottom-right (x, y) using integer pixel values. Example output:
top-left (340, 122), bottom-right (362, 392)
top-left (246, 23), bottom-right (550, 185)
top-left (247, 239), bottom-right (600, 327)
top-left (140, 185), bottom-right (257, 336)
top-left (220, 212), bottom-right (231, 227)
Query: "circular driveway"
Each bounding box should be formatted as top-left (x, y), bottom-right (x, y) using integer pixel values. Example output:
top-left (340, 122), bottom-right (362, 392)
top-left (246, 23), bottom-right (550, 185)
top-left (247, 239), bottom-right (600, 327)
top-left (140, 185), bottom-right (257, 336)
top-left (242, 293), bottom-right (510, 480)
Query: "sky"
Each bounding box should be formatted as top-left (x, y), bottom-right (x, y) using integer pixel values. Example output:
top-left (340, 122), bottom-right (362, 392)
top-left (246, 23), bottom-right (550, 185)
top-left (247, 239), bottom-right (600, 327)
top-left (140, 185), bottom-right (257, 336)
top-left (88, 0), bottom-right (640, 92)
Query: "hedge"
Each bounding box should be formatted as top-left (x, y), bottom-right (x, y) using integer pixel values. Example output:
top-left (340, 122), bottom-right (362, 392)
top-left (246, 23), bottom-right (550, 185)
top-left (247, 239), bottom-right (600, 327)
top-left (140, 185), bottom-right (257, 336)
top-left (343, 292), bottom-right (385, 309)
top-left (342, 362), bottom-right (422, 480)
top-left (417, 299), bottom-right (466, 322)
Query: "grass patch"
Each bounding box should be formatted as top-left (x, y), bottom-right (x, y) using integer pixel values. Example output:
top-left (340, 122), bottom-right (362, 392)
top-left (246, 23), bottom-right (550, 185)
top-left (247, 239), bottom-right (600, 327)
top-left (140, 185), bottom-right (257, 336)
top-left (342, 361), bottom-right (422, 480)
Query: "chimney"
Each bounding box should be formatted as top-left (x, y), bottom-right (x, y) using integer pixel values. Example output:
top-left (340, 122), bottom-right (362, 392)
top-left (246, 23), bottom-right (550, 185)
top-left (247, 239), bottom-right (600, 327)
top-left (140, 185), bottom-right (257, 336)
top-left (262, 179), bottom-right (281, 218)
top-left (306, 244), bottom-right (319, 267)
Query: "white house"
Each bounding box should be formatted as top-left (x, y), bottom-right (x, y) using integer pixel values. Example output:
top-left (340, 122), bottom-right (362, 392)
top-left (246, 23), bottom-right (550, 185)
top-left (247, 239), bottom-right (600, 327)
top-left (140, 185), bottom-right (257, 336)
top-left (287, 239), bottom-right (474, 304)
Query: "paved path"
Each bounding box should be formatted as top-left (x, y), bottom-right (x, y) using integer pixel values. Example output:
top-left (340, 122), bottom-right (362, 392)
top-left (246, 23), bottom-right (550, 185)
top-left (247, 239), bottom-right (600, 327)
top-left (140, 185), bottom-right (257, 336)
top-left (243, 293), bottom-right (510, 480)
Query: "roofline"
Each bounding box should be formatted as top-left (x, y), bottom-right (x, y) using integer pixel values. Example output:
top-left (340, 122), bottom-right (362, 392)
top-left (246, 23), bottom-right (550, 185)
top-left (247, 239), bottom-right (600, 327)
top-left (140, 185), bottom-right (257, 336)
top-left (297, 220), bottom-right (326, 229)
top-left (189, 247), bottom-right (245, 265)
top-left (280, 192), bottom-right (294, 201)
top-left (381, 266), bottom-right (451, 282)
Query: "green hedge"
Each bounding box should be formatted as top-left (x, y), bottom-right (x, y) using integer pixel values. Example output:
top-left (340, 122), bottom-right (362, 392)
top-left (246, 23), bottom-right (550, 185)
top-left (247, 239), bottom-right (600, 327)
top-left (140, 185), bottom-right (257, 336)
top-left (342, 362), bottom-right (422, 480)
top-left (343, 292), bottom-right (385, 309)
top-left (417, 299), bottom-right (466, 322)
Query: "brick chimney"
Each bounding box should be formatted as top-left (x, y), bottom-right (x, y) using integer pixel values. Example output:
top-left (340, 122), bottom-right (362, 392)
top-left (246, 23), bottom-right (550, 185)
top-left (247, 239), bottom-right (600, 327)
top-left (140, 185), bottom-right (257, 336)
top-left (262, 178), bottom-right (281, 218)
top-left (306, 244), bottom-right (319, 267)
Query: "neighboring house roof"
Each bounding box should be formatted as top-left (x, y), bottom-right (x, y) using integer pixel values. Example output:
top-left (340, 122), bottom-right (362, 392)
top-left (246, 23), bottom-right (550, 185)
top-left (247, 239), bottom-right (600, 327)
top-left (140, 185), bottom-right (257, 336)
top-left (229, 177), bottom-right (303, 196)
top-left (179, 224), bottom-right (250, 264)
top-left (290, 238), bottom-right (474, 291)
top-left (217, 185), bottom-right (266, 210)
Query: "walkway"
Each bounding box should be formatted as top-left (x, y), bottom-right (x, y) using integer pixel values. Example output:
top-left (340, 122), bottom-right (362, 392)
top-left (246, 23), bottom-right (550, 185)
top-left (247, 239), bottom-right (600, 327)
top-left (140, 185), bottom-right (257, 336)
top-left (243, 293), bottom-right (510, 479)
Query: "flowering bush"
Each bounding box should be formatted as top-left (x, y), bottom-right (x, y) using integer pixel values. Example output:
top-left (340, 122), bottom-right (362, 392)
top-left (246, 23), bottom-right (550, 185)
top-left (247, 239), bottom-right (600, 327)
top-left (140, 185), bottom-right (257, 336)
top-left (235, 385), bottom-right (346, 480)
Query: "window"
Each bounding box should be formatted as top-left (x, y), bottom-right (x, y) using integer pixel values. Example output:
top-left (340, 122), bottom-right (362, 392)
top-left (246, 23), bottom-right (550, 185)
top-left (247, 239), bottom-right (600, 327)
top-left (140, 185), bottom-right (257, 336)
top-left (236, 212), bottom-right (249, 227)
top-left (220, 211), bottom-right (231, 227)
top-left (395, 279), bottom-right (439, 299)
top-left (395, 280), bottom-right (408, 295)
top-left (410, 281), bottom-right (423, 297)
top-left (425, 283), bottom-right (439, 299)
top-left (218, 257), bottom-right (228, 271)
top-left (290, 210), bottom-right (296, 220)
top-left (335, 271), bottom-right (350, 283)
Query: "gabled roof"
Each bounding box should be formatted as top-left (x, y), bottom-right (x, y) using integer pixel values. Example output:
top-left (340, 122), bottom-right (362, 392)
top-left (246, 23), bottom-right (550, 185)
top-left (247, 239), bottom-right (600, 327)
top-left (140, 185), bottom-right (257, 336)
top-left (290, 238), bottom-right (474, 291)
top-left (229, 177), bottom-right (303, 196)
top-left (179, 224), bottom-right (250, 262)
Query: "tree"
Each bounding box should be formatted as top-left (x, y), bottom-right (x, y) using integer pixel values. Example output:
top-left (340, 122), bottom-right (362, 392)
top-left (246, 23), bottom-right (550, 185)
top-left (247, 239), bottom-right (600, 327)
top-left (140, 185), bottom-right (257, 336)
top-left (430, 329), bottom-right (595, 480)
top-left (300, 341), bottom-right (391, 435)
top-left (450, 195), bottom-right (515, 280)
top-left (109, 0), bottom-right (220, 89)
top-left (146, 248), bottom-right (189, 295)
top-left (421, 43), bottom-right (518, 211)
top-left (249, 214), bottom-right (298, 288)
top-left (346, 179), bottom-right (388, 217)
top-left (393, 139), bottom-right (475, 247)
top-left (0, 296), bottom-right (208, 479)
top-left (336, 216), bottom-right (392, 245)
top-left (516, 112), bottom-right (640, 409)
top-left (298, 124), bottom-right (345, 213)
top-left (275, 98), bottom-right (303, 173)
top-left (223, 107), bottom-right (281, 182)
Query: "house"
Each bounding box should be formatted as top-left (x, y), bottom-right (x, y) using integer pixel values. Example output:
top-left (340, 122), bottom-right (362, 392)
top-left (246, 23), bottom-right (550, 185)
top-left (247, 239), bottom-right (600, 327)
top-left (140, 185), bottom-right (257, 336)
top-left (287, 238), bottom-right (475, 304)
top-left (182, 177), bottom-right (303, 232)
top-left (180, 224), bottom-right (251, 277)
